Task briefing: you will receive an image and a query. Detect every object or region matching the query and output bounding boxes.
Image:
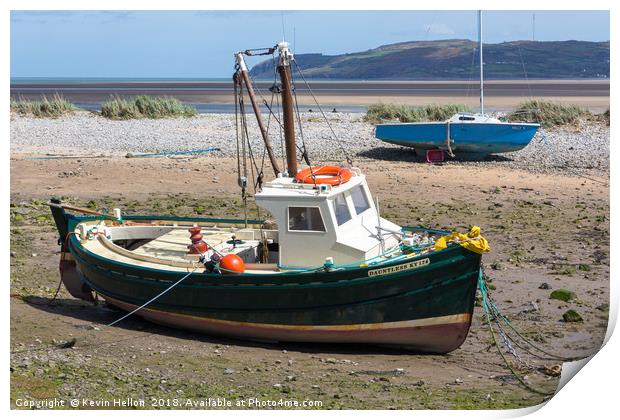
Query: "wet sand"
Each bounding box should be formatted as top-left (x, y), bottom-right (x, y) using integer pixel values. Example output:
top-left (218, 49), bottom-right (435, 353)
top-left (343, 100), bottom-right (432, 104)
top-left (10, 79), bottom-right (610, 112)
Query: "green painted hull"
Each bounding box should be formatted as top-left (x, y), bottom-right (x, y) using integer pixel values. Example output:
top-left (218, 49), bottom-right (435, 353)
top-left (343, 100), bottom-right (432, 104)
top-left (52, 210), bottom-right (482, 353)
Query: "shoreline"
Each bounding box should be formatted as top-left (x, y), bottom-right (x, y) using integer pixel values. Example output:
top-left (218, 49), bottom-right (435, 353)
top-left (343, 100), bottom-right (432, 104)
top-left (11, 79), bottom-right (610, 112)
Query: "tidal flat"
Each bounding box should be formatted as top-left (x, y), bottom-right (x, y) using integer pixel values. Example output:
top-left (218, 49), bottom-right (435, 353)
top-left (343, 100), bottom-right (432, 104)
top-left (10, 142), bottom-right (609, 409)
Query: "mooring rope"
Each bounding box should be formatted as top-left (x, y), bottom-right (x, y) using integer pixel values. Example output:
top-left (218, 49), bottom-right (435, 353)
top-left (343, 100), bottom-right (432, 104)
top-left (479, 272), bottom-right (554, 396)
top-left (106, 267), bottom-right (198, 328)
top-left (11, 265), bottom-right (199, 354)
top-left (487, 296), bottom-right (581, 362)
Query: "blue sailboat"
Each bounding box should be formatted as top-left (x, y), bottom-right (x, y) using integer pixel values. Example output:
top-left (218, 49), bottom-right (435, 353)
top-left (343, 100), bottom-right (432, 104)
top-left (374, 11), bottom-right (540, 159)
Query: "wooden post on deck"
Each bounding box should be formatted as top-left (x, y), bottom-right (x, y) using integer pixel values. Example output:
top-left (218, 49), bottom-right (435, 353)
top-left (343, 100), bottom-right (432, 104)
top-left (276, 42), bottom-right (298, 177)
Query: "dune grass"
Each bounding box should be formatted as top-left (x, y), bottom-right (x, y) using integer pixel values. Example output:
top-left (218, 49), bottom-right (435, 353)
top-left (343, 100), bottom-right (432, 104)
top-left (600, 108), bottom-right (610, 126)
top-left (10, 95), bottom-right (78, 118)
top-left (364, 103), bottom-right (473, 124)
top-left (366, 100), bottom-right (608, 129)
top-left (506, 100), bottom-right (595, 129)
top-left (101, 95), bottom-right (197, 120)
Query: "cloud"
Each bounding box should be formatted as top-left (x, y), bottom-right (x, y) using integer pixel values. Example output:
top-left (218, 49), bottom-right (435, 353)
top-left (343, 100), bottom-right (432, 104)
top-left (423, 23), bottom-right (455, 36)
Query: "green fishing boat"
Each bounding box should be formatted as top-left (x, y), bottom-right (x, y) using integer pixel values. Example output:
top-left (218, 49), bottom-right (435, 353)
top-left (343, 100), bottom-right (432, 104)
top-left (49, 41), bottom-right (489, 353)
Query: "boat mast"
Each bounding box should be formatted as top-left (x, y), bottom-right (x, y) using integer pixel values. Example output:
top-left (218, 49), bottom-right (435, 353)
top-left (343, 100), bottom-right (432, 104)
top-left (276, 41), bottom-right (298, 177)
top-left (478, 10), bottom-right (484, 115)
top-left (234, 52), bottom-right (281, 176)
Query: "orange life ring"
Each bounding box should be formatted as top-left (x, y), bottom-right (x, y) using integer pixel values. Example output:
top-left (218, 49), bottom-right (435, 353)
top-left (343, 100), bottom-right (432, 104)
top-left (295, 166), bottom-right (353, 186)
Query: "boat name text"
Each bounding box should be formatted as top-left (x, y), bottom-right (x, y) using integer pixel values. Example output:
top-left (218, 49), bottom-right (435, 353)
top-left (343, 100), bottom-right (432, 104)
top-left (368, 258), bottom-right (430, 277)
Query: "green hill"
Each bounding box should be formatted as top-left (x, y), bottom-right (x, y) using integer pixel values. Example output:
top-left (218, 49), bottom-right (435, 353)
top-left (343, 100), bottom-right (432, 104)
top-left (249, 39), bottom-right (609, 80)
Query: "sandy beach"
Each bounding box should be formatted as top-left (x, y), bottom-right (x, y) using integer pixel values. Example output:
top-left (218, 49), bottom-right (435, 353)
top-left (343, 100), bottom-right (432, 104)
top-left (9, 110), bottom-right (610, 409)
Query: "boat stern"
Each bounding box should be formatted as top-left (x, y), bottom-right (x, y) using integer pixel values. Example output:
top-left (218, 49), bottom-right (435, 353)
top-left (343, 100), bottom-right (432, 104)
top-left (49, 199), bottom-right (95, 302)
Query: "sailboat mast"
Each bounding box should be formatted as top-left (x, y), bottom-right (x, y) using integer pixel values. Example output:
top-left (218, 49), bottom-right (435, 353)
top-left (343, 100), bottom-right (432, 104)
top-left (276, 41), bottom-right (298, 176)
top-left (478, 10), bottom-right (484, 115)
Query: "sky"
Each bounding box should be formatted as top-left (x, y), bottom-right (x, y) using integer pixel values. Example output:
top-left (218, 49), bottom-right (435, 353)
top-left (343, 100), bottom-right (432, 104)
top-left (10, 10), bottom-right (610, 78)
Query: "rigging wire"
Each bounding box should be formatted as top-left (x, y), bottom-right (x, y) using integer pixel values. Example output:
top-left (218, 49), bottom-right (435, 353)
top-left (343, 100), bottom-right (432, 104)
top-left (235, 68), bottom-right (272, 221)
top-left (243, 50), bottom-right (289, 174)
top-left (289, 67), bottom-right (319, 189)
top-left (235, 73), bottom-right (249, 223)
top-left (233, 71), bottom-right (242, 185)
top-left (465, 41), bottom-right (478, 100)
top-left (240, 46), bottom-right (316, 184)
top-left (240, 95), bottom-right (264, 192)
top-left (255, 84), bottom-right (275, 183)
top-left (292, 59), bottom-right (353, 166)
top-left (235, 45), bottom-right (353, 190)
top-left (239, 82), bottom-right (248, 183)
top-left (289, 68), bottom-right (311, 167)
top-left (238, 47), bottom-right (353, 175)
top-left (517, 43), bottom-right (534, 99)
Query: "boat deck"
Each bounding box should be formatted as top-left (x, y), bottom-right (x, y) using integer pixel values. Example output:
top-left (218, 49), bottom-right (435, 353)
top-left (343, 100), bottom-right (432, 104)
top-left (76, 221), bottom-right (281, 274)
top-left (133, 228), bottom-right (240, 260)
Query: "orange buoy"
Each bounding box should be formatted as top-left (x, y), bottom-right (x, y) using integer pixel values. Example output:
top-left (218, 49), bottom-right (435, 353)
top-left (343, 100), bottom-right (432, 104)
top-left (220, 254), bottom-right (245, 274)
top-left (295, 166), bottom-right (353, 186)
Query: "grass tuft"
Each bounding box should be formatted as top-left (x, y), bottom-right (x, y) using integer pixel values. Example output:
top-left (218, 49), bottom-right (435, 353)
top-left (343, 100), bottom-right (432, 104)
top-left (506, 100), bottom-right (592, 129)
top-left (364, 103), bottom-right (472, 124)
top-left (101, 95), bottom-right (197, 120)
top-left (10, 94), bottom-right (77, 118)
top-left (600, 109), bottom-right (610, 126)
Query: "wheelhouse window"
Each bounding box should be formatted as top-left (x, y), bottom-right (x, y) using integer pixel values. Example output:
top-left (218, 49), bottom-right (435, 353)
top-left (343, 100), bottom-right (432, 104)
top-left (351, 185), bottom-right (371, 215)
top-left (333, 193), bottom-right (351, 225)
top-left (288, 207), bottom-right (326, 232)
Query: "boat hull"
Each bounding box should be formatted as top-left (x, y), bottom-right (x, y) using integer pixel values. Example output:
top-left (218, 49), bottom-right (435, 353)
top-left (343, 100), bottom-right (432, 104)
top-left (375, 121), bottom-right (540, 154)
top-left (54, 214), bottom-right (481, 353)
top-left (104, 295), bottom-right (472, 353)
